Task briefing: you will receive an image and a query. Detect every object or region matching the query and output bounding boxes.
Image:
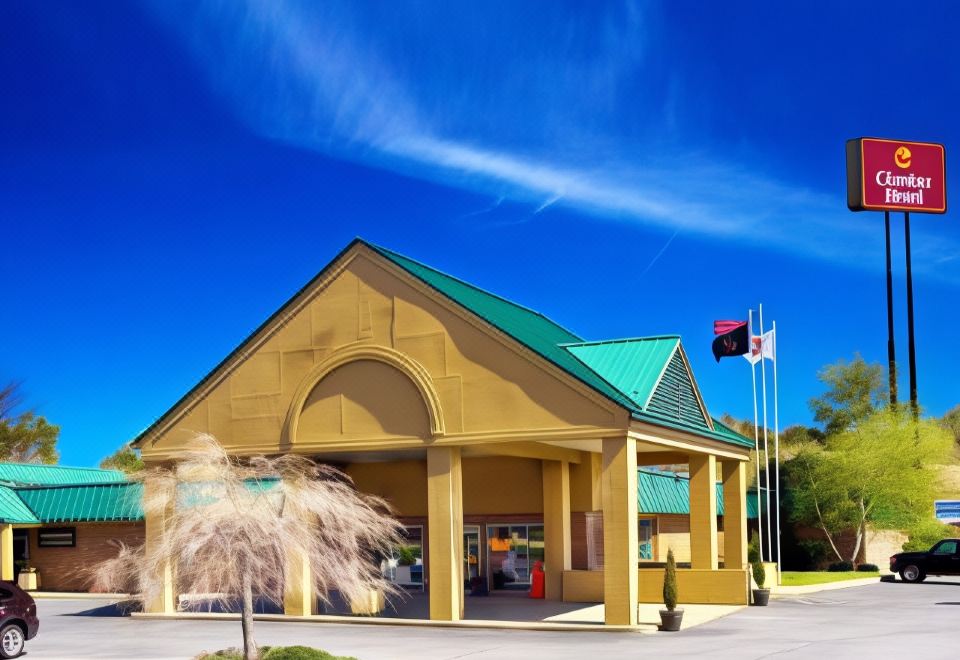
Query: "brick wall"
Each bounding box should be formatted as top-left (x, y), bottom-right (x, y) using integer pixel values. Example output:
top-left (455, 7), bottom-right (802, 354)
top-left (28, 522), bottom-right (144, 591)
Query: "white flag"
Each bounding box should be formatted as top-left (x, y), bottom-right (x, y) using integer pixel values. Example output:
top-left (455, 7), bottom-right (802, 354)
top-left (743, 329), bottom-right (775, 364)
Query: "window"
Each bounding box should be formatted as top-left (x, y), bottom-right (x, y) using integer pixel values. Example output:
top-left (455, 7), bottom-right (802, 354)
top-left (638, 518), bottom-right (654, 560)
top-left (383, 526), bottom-right (424, 589)
top-left (933, 540), bottom-right (958, 555)
top-left (38, 528), bottom-right (76, 548)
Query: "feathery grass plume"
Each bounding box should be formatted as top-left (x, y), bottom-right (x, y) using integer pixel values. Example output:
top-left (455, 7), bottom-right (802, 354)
top-left (90, 434), bottom-right (405, 660)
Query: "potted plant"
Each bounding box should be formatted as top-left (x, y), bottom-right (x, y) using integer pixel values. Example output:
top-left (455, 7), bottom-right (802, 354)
top-left (15, 562), bottom-right (39, 591)
top-left (659, 548), bottom-right (683, 631)
top-left (752, 560), bottom-right (770, 606)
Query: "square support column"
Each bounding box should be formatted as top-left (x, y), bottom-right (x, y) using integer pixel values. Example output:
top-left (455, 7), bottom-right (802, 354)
top-left (689, 453), bottom-right (718, 570)
top-left (542, 460), bottom-right (571, 600)
top-left (427, 446), bottom-right (464, 621)
top-left (601, 436), bottom-right (638, 625)
top-left (143, 486), bottom-right (176, 614)
top-left (283, 548), bottom-right (315, 616)
top-left (0, 525), bottom-right (12, 581)
top-left (721, 460), bottom-right (748, 570)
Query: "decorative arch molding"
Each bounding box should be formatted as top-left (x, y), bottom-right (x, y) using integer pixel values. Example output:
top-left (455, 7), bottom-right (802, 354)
top-left (283, 344), bottom-right (445, 445)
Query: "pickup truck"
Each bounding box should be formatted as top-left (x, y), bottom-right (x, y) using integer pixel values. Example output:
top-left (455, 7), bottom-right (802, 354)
top-left (890, 538), bottom-right (960, 583)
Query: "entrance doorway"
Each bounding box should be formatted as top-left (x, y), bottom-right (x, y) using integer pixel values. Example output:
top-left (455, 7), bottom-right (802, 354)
top-left (13, 530), bottom-right (28, 580)
top-left (486, 524), bottom-right (544, 590)
top-left (463, 526), bottom-right (481, 582)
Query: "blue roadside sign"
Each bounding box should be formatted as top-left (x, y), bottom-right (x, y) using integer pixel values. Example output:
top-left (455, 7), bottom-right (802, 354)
top-left (934, 500), bottom-right (960, 524)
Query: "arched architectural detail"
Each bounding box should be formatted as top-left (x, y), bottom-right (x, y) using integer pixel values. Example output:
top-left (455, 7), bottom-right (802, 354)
top-left (283, 344), bottom-right (445, 445)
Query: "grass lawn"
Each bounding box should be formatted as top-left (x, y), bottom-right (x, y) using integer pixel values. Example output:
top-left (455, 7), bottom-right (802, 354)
top-left (780, 571), bottom-right (880, 586)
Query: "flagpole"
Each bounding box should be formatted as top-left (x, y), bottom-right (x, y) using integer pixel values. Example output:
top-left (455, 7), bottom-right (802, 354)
top-left (749, 309), bottom-right (764, 563)
top-left (759, 304), bottom-right (772, 564)
top-left (773, 320), bottom-right (782, 585)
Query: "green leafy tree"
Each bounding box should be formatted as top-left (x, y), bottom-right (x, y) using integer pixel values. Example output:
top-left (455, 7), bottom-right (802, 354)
top-left (100, 445), bottom-right (144, 473)
top-left (941, 405), bottom-right (960, 444)
top-left (902, 518), bottom-right (959, 552)
top-left (808, 355), bottom-right (886, 435)
top-left (0, 382), bottom-right (60, 464)
top-left (787, 408), bottom-right (951, 563)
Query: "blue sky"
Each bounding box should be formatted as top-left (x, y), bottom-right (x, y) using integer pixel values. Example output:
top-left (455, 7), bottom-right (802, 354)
top-left (2, 1), bottom-right (959, 466)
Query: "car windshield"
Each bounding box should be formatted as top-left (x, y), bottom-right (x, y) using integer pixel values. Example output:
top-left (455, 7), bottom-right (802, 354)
top-left (932, 540), bottom-right (958, 555)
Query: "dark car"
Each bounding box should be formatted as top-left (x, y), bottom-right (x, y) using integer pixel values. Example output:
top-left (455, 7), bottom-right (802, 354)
top-left (890, 538), bottom-right (960, 583)
top-left (0, 582), bottom-right (38, 658)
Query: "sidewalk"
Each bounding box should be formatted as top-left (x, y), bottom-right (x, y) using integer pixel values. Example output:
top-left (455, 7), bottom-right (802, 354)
top-left (771, 576), bottom-right (881, 596)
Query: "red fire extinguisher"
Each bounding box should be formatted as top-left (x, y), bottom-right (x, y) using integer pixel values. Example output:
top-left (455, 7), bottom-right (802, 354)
top-left (529, 560), bottom-right (545, 599)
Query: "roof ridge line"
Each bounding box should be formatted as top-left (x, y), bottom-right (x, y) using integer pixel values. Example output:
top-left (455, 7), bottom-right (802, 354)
top-left (364, 241), bottom-right (584, 342)
top-left (559, 335), bottom-right (681, 347)
top-left (0, 463), bottom-right (120, 472)
top-left (12, 481), bottom-right (132, 491)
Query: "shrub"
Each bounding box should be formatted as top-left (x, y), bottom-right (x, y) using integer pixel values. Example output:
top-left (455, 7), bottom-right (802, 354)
top-left (856, 563), bottom-right (879, 572)
top-left (264, 647), bottom-right (357, 660)
top-left (395, 545), bottom-right (419, 567)
top-left (827, 561), bottom-right (854, 572)
top-left (797, 539), bottom-right (829, 569)
top-left (747, 530), bottom-right (761, 565)
top-left (903, 519), bottom-right (959, 552)
top-left (196, 648), bottom-right (358, 660)
top-left (662, 548), bottom-right (678, 611)
top-left (752, 561), bottom-right (766, 589)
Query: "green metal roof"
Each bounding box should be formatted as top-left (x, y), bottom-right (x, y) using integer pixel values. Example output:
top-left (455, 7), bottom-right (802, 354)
top-left (638, 469), bottom-right (764, 519)
top-left (0, 463), bottom-right (126, 487)
top-left (369, 243), bottom-right (641, 413)
top-left (0, 486), bottom-right (40, 524)
top-left (369, 243), bottom-right (752, 449)
top-left (563, 337), bottom-right (680, 409)
top-left (15, 483), bottom-right (143, 523)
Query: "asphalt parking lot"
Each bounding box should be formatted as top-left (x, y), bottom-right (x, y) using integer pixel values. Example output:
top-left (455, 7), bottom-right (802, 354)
top-left (24, 578), bottom-right (960, 659)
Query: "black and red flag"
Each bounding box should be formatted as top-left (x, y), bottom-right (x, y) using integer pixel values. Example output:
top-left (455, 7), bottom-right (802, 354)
top-left (712, 320), bottom-right (749, 362)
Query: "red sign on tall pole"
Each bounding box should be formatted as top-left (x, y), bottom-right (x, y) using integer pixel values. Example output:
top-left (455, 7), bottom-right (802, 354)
top-left (846, 137), bottom-right (946, 213)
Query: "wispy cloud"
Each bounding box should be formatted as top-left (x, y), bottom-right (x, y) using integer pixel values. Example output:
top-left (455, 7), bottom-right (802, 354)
top-left (145, 0), bottom-right (960, 284)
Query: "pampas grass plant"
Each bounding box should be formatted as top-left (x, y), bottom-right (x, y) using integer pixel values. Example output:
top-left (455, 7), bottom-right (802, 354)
top-left (91, 435), bottom-right (404, 660)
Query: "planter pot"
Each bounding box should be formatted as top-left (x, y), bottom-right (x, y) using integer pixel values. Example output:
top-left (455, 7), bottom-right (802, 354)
top-left (350, 589), bottom-right (385, 615)
top-left (659, 608), bottom-right (683, 631)
top-left (752, 588), bottom-right (770, 606)
top-left (16, 572), bottom-right (39, 591)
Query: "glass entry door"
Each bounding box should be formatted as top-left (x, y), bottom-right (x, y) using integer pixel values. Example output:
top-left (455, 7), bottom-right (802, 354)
top-left (464, 526), bottom-right (481, 581)
top-left (486, 524), bottom-right (544, 589)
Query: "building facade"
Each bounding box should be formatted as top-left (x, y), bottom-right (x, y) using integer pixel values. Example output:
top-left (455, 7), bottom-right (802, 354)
top-left (75, 239), bottom-right (751, 624)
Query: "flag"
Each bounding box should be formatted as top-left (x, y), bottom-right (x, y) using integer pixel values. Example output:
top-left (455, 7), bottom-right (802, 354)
top-left (712, 320), bottom-right (749, 362)
top-left (744, 329), bottom-right (775, 364)
top-left (714, 320), bottom-right (745, 335)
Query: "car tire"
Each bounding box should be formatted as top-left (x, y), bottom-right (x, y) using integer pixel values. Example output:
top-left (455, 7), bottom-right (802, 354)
top-left (899, 565), bottom-right (926, 583)
top-left (0, 623), bottom-right (24, 658)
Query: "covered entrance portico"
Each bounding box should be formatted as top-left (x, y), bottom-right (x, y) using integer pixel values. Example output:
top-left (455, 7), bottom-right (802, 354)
top-left (132, 240), bottom-right (754, 626)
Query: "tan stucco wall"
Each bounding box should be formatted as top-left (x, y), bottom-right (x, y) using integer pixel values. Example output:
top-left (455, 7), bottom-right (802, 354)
top-left (345, 456), bottom-right (543, 518)
top-left (142, 248), bottom-right (626, 460)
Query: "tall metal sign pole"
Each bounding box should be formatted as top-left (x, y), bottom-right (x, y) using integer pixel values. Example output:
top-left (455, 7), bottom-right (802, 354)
top-left (846, 138), bottom-right (947, 415)
top-left (884, 211), bottom-right (897, 406)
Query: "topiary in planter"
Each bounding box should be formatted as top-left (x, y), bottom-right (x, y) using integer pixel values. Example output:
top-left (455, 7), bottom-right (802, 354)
top-left (663, 549), bottom-right (678, 611)
top-left (752, 561), bottom-right (766, 590)
top-left (659, 548), bottom-right (683, 631)
top-left (751, 561), bottom-right (770, 606)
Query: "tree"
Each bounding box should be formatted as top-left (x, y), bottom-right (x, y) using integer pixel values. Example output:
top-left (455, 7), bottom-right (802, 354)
top-left (99, 445), bottom-right (144, 473)
top-left (0, 382), bottom-right (59, 464)
top-left (786, 408), bottom-right (952, 563)
top-left (941, 404), bottom-right (960, 444)
top-left (808, 355), bottom-right (886, 435)
top-left (91, 435), bottom-right (403, 660)
top-left (0, 412), bottom-right (59, 464)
